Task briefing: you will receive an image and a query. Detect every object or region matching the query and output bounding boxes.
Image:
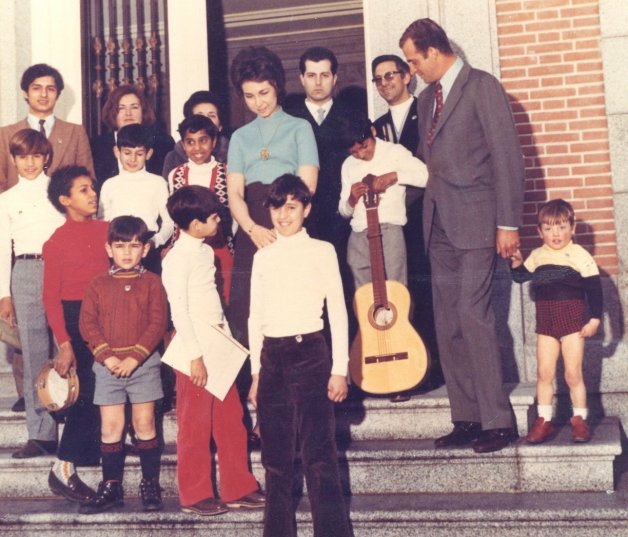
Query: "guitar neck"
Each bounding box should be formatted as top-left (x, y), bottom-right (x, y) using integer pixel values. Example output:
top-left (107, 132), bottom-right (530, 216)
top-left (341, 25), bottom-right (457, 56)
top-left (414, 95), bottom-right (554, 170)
top-left (365, 206), bottom-right (388, 307)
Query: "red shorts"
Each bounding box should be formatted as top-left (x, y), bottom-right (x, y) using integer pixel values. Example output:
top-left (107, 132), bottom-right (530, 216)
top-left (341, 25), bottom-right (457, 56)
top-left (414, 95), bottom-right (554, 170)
top-left (535, 299), bottom-right (585, 340)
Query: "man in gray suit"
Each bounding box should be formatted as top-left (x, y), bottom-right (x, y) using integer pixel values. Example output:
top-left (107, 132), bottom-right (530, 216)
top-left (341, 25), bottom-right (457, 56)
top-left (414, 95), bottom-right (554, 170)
top-left (400, 18), bottom-right (525, 453)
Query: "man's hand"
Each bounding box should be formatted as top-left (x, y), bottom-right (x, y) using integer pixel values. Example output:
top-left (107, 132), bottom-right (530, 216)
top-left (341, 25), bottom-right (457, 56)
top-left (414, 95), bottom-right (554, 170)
top-left (327, 374), bottom-right (348, 403)
top-left (112, 357), bottom-right (140, 378)
top-left (190, 357), bottom-right (208, 387)
top-left (0, 296), bottom-right (15, 327)
top-left (496, 228), bottom-right (520, 259)
top-left (54, 342), bottom-right (76, 378)
top-left (248, 374), bottom-right (259, 409)
top-left (348, 182), bottom-right (368, 208)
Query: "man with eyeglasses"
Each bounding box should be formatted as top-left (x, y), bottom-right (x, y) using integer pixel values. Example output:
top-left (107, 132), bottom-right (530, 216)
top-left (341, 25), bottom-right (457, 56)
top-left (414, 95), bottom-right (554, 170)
top-left (371, 55), bottom-right (418, 154)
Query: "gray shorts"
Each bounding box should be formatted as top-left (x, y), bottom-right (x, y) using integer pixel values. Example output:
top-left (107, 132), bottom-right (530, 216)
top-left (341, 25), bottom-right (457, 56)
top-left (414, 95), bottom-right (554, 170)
top-left (93, 351), bottom-right (164, 405)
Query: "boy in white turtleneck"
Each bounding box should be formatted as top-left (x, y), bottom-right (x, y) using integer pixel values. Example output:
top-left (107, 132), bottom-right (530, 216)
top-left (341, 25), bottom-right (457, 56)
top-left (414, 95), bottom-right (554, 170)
top-left (167, 114), bottom-right (234, 304)
top-left (248, 174), bottom-right (352, 537)
top-left (98, 123), bottom-right (174, 273)
top-left (0, 129), bottom-right (64, 459)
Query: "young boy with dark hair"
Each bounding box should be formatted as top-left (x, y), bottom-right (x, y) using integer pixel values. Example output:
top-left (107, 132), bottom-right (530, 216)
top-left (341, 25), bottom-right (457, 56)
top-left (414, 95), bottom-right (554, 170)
top-left (0, 128), bottom-right (64, 459)
top-left (43, 165), bottom-right (110, 502)
top-left (98, 123), bottom-right (174, 271)
top-left (78, 215), bottom-right (168, 513)
top-left (248, 173), bottom-right (351, 537)
top-left (162, 185), bottom-right (263, 516)
top-left (337, 114), bottom-right (427, 289)
top-left (167, 114), bottom-right (233, 304)
top-left (511, 199), bottom-right (602, 444)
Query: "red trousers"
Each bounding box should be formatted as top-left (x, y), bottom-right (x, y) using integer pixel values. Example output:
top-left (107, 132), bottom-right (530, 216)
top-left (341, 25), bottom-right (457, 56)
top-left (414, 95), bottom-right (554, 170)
top-left (175, 371), bottom-right (257, 506)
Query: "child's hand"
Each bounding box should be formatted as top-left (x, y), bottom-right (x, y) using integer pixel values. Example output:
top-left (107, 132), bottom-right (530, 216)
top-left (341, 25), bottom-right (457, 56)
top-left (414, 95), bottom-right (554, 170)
top-left (54, 342), bottom-right (77, 378)
top-left (104, 356), bottom-right (122, 375)
top-left (327, 374), bottom-right (348, 403)
top-left (113, 357), bottom-right (140, 378)
top-left (348, 182), bottom-right (368, 208)
top-left (190, 357), bottom-right (208, 387)
top-left (248, 374), bottom-right (259, 409)
top-left (249, 224), bottom-right (276, 249)
top-left (0, 297), bottom-right (15, 327)
top-left (372, 172), bottom-right (397, 193)
top-left (579, 318), bottom-right (601, 338)
top-left (510, 249), bottom-right (524, 269)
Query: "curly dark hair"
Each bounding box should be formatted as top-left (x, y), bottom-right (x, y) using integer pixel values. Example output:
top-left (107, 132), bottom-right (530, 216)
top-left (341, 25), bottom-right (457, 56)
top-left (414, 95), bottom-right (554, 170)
top-left (230, 46), bottom-right (286, 103)
top-left (20, 64), bottom-right (64, 95)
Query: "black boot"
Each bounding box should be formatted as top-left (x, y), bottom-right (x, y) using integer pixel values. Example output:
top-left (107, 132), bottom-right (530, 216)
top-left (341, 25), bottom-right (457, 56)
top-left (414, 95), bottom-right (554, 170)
top-left (140, 477), bottom-right (163, 511)
top-left (79, 480), bottom-right (124, 514)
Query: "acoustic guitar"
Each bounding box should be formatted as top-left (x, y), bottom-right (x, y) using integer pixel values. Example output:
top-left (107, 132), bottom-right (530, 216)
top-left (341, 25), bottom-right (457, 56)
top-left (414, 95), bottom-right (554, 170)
top-left (349, 174), bottom-right (428, 394)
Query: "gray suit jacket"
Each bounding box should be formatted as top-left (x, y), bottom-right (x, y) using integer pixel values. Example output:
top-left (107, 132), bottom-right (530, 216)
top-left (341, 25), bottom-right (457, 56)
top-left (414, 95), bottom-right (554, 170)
top-left (0, 118), bottom-right (95, 193)
top-left (417, 64), bottom-right (524, 250)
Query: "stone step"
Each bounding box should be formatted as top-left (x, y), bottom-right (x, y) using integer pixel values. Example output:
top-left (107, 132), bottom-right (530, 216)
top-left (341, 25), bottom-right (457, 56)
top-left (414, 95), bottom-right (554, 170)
top-left (0, 383), bottom-right (536, 449)
top-left (0, 371), bottom-right (18, 399)
top-left (2, 487), bottom-right (628, 537)
top-left (0, 417), bottom-right (620, 498)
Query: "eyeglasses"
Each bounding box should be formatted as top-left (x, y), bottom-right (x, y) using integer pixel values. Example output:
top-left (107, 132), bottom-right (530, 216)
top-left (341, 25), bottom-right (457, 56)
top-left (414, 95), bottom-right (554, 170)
top-left (372, 71), bottom-right (402, 86)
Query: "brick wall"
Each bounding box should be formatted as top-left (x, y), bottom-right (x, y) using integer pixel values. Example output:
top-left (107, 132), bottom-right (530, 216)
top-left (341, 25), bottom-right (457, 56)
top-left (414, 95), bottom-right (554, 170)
top-left (495, 0), bottom-right (617, 274)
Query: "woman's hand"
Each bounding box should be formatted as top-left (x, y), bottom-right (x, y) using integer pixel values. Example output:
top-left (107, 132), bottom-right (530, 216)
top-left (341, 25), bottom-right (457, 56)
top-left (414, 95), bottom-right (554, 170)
top-left (249, 224), bottom-right (276, 249)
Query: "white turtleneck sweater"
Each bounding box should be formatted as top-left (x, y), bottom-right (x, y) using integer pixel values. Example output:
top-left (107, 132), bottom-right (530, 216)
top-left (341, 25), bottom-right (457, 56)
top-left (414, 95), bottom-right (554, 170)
top-left (98, 168), bottom-right (174, 247)
top-left (0, 172), bottom-right (65, 297)
top-left (248, 228), bottom-right (348, 376)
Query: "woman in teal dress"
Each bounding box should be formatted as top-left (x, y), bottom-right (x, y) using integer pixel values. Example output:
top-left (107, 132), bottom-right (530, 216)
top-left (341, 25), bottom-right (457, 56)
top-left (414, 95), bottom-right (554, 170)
top-left (227, 46), bottom-right (319, 347)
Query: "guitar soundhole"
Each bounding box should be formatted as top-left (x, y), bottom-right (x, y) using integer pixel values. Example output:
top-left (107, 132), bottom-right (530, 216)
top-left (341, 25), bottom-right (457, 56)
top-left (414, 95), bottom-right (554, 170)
top-left (369, 303), bottom-right (397, 330)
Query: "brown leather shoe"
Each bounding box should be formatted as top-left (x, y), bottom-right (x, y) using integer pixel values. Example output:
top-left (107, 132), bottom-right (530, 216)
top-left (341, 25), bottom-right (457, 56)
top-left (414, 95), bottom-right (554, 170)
top-left (181, 497), bottom-right (229, 516)
top-left (472, 427), bottom-right (517, 453)
top-left (225, 490), bottom-right (266, 509)
top-left (526, 417), bottom-right (555, 444)
top-left (434, 421), bottom-right (482, 448)
top-left (49, 470), bottom-right (96, 503)
top-left (12, 439), bottom-right (57, 459)
top-left (570, 416), bottom-right (591, 443)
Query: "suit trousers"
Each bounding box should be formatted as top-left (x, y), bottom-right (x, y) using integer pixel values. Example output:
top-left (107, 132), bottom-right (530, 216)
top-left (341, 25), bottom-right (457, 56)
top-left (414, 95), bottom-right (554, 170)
top-left (428, 213), bottom-right (512, 429)
top-left (175, 372), bottom-right (258, 506)
top-left (57, 301), bottom-right (101, 465)
top-left (258, 331), bottom-right (351, 537)
top-left (11, 259), bottom-right (57, 442)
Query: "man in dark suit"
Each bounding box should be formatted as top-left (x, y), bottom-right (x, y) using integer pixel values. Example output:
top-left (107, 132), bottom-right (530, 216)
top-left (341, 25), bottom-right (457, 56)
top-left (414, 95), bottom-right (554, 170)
top-left (400, 18), bottom-right (525, 453)
top-left (285, 47), bottom-right (353, 258)
top-left (0, 64), bottom-right (94, 193)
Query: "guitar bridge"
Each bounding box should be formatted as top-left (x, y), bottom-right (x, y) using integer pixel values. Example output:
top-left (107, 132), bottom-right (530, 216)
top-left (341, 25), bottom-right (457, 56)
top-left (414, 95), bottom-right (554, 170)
top-left (364, 352), bottom-right (409, 364)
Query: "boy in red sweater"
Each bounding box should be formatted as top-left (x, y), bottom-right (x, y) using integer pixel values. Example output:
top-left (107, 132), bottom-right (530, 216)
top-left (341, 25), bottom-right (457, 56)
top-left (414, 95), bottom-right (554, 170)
top-left (43, 165), bottom-right (109, 502)
top-left (79, 216), bottom-right (168, 513)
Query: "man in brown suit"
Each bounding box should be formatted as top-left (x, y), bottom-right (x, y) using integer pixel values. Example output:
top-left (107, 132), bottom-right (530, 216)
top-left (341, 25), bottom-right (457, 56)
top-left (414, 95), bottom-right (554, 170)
top-left (0, 63), bottom-right (94, 193)
top-left (0, 63), bottom-right (94, 428)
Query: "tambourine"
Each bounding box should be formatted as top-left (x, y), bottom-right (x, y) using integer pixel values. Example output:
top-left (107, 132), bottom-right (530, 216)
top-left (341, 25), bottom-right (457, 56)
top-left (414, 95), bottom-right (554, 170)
top-left (36, 362), bottom-right (80, 412)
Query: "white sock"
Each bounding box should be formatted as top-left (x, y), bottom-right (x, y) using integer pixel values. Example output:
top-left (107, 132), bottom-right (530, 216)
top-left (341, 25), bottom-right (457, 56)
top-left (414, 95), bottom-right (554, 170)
top-left (573, 407), bottom-right (588, 420)
top-left (52, 459), bottom-right (75, 484)
top-left (537, 405), bottom-right (553, 421)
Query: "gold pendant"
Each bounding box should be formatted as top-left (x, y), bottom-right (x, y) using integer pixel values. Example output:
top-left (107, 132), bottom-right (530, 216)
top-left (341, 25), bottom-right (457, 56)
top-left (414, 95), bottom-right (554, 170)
top-left (260, 148), bottom-right (270, 161)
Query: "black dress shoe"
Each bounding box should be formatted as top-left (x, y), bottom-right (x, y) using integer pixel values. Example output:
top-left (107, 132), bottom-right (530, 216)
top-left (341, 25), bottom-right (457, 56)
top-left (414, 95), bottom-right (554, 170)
top-left (49, 470), bottom-right (96, 502)
top-left (472, 427), bottom-right (517, 453)
top-left (79, 480), bottom-right (124, 514)
top-left (434, 421), bottom-right (482, 448)
top-left (12, 439), bottom-right (57, 459)
top-left (11, 397), bottom-right (25, 412)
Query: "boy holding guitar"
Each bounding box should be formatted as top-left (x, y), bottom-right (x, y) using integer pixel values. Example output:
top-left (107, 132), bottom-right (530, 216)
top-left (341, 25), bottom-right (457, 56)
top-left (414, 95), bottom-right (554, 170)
top-left (248, 174), bottom-right (351, 537)
top-left (338, 114), bottom-right (427, 288)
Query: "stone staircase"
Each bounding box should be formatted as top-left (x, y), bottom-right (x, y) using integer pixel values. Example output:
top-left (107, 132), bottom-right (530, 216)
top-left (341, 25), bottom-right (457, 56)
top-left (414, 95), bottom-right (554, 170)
top-left (0, 369), bottom-right (626, 536)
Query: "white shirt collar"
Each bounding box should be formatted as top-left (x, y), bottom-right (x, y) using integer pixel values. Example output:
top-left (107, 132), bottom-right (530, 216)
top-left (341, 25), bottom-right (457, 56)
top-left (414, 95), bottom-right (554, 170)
top-left (27, 114), bottom-right (55, 136)
top-left (439, 56), bottom-right (464, 102)
top-left (304, 98), bottom-right (333, 121)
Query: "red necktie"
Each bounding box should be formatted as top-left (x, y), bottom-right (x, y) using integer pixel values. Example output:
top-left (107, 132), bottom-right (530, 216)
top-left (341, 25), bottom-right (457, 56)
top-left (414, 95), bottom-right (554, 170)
top-left (427, 82), bottom-right (443, 148)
